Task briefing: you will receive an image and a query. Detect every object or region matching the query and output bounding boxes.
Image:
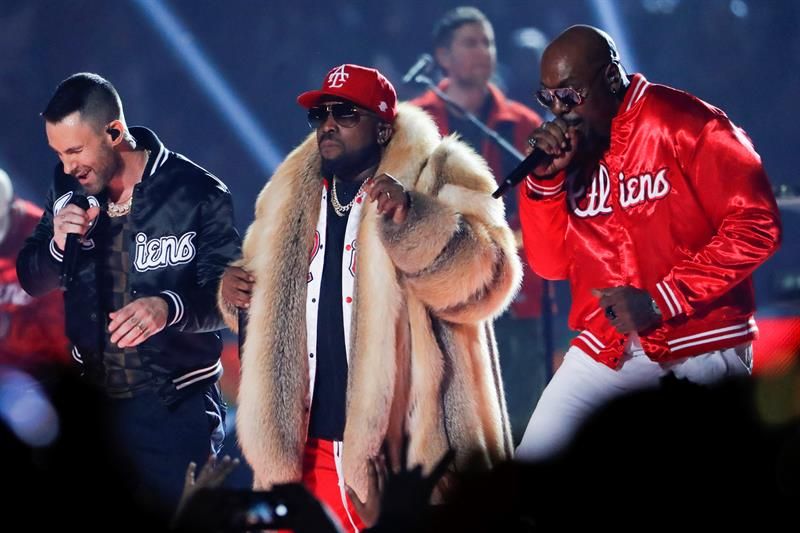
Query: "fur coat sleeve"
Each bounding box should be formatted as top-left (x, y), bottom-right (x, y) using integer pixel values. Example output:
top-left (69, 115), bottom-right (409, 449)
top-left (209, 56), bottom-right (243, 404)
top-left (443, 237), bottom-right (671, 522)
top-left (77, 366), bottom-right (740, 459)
top-left (378, 109), bottom-right (521, 324)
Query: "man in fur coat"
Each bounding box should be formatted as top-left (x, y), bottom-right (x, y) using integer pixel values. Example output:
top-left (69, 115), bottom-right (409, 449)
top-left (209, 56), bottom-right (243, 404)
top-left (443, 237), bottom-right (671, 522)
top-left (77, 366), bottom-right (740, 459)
top-left (219, 64), bottom-right (521, 530)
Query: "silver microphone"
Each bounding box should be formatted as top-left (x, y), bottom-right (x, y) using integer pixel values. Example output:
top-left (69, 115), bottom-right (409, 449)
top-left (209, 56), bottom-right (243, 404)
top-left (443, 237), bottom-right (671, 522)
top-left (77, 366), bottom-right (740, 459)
top-left (402, 54), bottom-right (434, 84)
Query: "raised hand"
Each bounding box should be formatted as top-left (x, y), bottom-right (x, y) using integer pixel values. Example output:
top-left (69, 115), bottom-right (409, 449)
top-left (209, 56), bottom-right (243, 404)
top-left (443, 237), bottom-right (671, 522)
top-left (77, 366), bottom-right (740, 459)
top-left (347, 434), bottom-right (455, 529)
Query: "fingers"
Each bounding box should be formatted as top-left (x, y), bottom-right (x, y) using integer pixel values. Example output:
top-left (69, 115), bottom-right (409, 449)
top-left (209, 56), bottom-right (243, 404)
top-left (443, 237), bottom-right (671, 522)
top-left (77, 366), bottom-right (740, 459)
top-left (108, 298), bottom-right (167, 347)
top-left (108, 303), bottom-right (136, 336)
top-left (528, 119), bottom-right (582, 177)
top-left (367, 174), bottom-right (408, 221)
top-left (58, 211), bottom-right (89, 233)
top-left (374, 189), bottom-right (392, 212)
top-left (86, 206), bottom-right (101, 223)
top-left (368, 181), bottom-right (392, 205)
top-left (530, 119), bottom-right (571, 156)
top-left (58, 203), bottom-right (91, 223)
top-left (391, 200), bottom-right (408, 224)
top-left (378, 195), bottom-right (407, 219)
top-left (227, 266), bottom-right (254, 284)
top-left (593, 286), bottom-right (641, 333)
top-left (115, 322), bottom-right (149, 348)
top-left (367, 174), bottom-right (400, 200)
top-left (365, 173), bottom-right (396, 196)
top-left (196, 455), bottom-right (240, 488)
top-left (593, 287), bottom-right (626, 310)
top-left (204, 453), bottom-right (219, 469)
top-left (216, 456), bottom-right (240, 482)
top-left (184, 461), bottom-right (198, 488)
top-left (53, 204), bottom-right (93, 249)
top-left (222, 266), bottom-right (254, 309)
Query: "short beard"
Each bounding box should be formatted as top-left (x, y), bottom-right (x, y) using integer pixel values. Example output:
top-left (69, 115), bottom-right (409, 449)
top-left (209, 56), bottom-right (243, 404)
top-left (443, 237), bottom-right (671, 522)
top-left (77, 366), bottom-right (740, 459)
top-left (82, 149), bottom-right (122, 195)
top-left (321, 142), bottom-right (382, 180)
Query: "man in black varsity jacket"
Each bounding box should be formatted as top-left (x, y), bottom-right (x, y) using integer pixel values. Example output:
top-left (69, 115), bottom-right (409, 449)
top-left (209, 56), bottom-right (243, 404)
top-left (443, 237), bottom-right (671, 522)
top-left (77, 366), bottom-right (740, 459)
top-left (16, 72), bottom-right (241, 513)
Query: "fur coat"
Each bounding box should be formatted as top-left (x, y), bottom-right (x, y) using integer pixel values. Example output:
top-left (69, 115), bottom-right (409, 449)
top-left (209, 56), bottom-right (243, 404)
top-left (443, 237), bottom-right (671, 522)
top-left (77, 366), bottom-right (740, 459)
top-left (220, 103), bottom-right (522, 500)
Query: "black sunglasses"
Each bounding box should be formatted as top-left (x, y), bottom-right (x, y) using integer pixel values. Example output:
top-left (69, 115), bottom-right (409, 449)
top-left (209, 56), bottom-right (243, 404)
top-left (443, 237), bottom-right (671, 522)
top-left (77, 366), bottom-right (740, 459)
top-left (307, 102), bottom-right (369, 129)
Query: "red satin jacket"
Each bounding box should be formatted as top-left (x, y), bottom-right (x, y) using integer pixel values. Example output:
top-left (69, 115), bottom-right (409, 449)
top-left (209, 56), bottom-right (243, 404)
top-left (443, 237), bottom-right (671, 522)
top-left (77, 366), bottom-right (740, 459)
top-left (519, 74), bottom-right (782, 368)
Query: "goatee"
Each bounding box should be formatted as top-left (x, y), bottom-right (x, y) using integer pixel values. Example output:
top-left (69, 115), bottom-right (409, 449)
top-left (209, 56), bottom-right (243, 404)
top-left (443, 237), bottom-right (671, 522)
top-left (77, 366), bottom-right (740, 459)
top-left (321, 142), bottom-right (381, 180)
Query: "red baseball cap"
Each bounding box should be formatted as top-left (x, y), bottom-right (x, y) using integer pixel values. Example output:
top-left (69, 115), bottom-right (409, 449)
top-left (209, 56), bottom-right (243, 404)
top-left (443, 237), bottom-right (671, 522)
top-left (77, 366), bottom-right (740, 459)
top-left (297, 64), bottom-right (397, 123)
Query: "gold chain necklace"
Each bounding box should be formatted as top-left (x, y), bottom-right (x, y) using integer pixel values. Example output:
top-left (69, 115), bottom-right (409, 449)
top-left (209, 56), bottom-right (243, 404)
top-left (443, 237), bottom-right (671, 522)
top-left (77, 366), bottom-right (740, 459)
top-left (107, 149), bottom-right (149, 218)
top-left (331, 176), bottom-right (369, 217)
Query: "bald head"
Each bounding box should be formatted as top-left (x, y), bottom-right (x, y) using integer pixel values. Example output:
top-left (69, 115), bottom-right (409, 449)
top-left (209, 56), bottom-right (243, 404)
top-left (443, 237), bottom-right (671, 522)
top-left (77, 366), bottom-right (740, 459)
top-left (543, 25), bottom-right (620, 82)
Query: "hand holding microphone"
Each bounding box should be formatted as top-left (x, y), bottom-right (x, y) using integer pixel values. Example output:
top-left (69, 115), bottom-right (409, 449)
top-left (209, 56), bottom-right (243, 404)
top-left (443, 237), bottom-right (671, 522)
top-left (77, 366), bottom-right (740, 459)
top-left (492, 118), bottom-right (581, 198)
top-left (56, 193), bottom-right (99, 287)
top-left (527, 117), bottom-right (581, 178)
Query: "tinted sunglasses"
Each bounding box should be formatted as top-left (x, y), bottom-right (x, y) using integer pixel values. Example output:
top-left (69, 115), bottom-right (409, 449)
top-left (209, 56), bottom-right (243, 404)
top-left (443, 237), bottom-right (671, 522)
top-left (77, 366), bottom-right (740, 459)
top-left (307, 103), bottom-right (368, 129)
top-left (535, 87), bottom-right (585, 109)
top-left (535, 63), bottom-right (611, 110)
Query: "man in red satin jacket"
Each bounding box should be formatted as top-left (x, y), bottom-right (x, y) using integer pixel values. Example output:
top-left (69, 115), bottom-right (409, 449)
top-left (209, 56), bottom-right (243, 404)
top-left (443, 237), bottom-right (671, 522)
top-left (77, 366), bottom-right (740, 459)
top-left (516, 25), bottom-right (781, 460)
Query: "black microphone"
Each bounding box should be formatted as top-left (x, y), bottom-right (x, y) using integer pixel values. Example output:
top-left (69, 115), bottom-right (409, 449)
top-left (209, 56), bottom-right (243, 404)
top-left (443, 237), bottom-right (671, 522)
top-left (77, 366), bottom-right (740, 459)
top-left (59, 193), bottom-right (90, 288)
top-left (492, 148), bottom-right (551, 198)
top-left (402, 53), bottom-right (433, 84)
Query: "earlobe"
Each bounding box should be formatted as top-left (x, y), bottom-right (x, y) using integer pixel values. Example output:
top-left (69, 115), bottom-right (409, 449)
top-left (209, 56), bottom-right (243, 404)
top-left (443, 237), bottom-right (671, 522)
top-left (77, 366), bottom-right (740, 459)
top-left (607, 65), bottom-right (621, 95)
top-left (377, 125), bottom-right (392, 145)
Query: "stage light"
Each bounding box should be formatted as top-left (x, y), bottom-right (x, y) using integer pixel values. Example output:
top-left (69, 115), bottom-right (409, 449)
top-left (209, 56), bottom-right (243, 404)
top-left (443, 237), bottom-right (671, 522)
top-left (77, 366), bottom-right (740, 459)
top-left (589, 0), bottom-right (639, 73)
top-left (131, 0), bottom-right (284, 174)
